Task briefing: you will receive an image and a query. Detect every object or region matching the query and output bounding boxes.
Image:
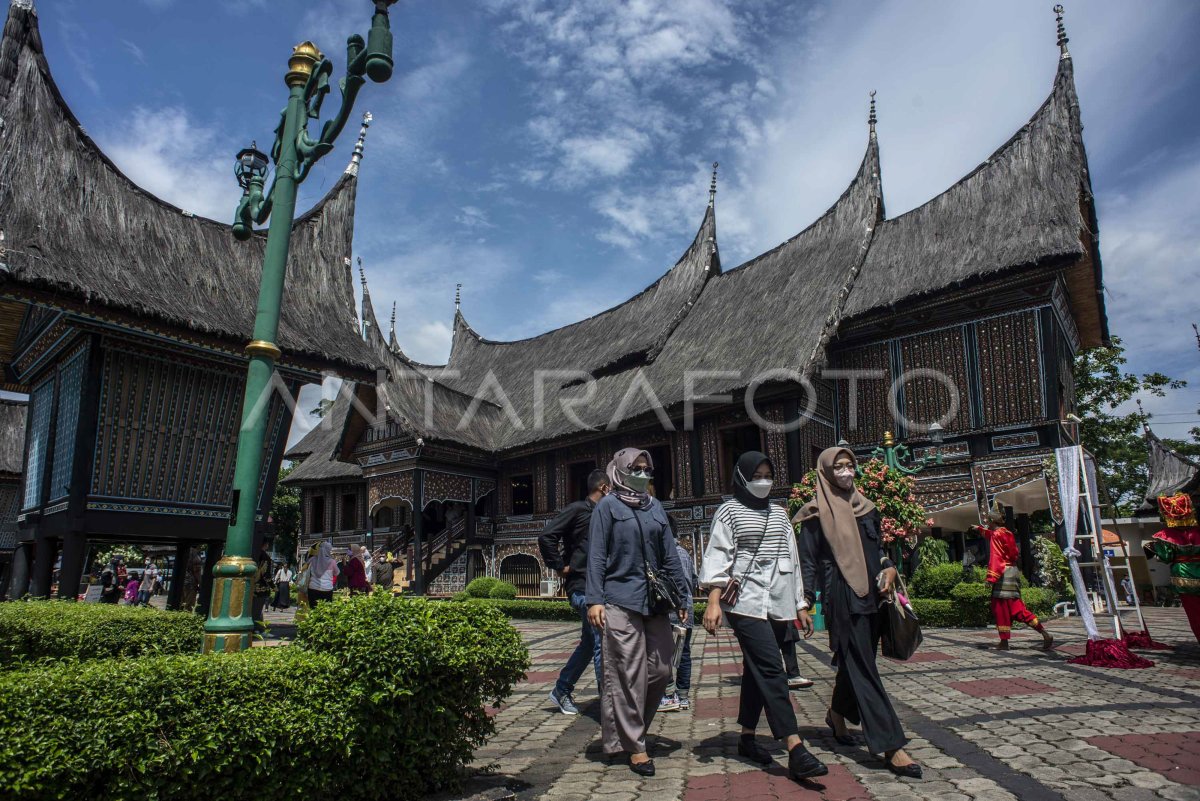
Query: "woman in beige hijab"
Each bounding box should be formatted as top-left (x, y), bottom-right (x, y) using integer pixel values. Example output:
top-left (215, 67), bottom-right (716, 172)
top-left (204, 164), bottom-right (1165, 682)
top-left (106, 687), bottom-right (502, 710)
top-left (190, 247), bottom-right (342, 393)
top-left (795, 447), bottom-right (921, 779)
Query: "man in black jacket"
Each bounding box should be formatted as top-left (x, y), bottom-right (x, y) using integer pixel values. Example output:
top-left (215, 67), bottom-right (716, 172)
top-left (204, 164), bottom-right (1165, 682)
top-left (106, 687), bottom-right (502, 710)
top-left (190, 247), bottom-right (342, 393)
top-left (540, 469), bottom-right (609, 715)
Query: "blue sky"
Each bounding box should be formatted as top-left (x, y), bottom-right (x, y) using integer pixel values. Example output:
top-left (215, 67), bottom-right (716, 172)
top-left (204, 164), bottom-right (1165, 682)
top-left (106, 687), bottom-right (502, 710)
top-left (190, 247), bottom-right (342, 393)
top-left (32, 0), bottom-right (1200, 442)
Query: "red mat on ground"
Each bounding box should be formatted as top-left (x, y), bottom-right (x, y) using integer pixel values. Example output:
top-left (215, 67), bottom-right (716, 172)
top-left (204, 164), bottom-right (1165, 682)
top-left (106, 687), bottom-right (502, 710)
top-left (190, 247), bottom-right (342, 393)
top-left (683, 763), bottom-right (870, 800)
top-left (1088, 732), bottom-right (1200, 785)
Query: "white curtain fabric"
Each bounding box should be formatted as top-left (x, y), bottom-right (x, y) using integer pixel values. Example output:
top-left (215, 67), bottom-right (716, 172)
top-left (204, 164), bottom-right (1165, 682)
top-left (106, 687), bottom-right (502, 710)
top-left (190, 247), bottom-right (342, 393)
top-left (1056, 446), bottom-right (1100, 639)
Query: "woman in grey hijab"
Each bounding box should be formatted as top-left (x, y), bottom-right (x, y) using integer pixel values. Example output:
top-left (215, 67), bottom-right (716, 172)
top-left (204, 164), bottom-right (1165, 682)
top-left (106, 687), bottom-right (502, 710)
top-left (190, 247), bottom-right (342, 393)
top-left (586, 448), bottom-right (688, 777)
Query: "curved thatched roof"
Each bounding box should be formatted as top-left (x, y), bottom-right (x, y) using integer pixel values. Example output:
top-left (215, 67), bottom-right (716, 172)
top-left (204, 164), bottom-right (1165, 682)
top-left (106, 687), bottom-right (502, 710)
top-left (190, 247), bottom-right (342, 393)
top-left (1143, 429), bottom-right (1200, 506)
top-left (842, 56), bottom-right (1103, 347)
top-left (0, 397), bottom-right (26, 476)
top-left (441, 203), bottom-right (719, 387)
top-left (0, 2), bottom-right (374, 374)
top-left (289, 22), bottom-right (1107, 465)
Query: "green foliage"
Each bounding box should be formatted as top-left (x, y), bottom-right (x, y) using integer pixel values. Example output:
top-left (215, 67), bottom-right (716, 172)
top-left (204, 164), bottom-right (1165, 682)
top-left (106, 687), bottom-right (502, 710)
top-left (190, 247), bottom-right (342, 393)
top-left (1032, 535), bottom-right (1073, 599)
top-left (1021, 587), bottom-right (1059, 619)
top-left (909, 599), bottom-right (958, 627)
top-left (272, 464), bottom-right (301, 560)
top-left (1073, 336), bottom-right (1191, 515)
top-left (0, 601), bottom-right (203, 668)
top-left (948, 581), bottom-right (993, 626)
top-left (0, 592), bottom-right (528, 801)
top-left (790, 458), bottom-right (933, 546)
top-left (464, 576), bottom-right (502, 598)
top-left (454, 598), bottom-right (577, 621)
top-left (90, 545), bottom-right (146, 571)
top-left (910, 562), bottom-right (969, 599)
top-left (488, 580), bottom-right (519, 600)
top-left (916, 535), bottom-right (949, 568)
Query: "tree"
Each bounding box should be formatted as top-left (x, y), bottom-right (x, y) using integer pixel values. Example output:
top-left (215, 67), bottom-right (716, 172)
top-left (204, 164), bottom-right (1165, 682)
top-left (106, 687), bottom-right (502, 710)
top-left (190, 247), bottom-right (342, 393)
top-left (1073, 336), bottom-right (1190, 515)
top-left (310, 398), bottom-right (335, 418)
top-left (272, 464), bottom-right (301, 562)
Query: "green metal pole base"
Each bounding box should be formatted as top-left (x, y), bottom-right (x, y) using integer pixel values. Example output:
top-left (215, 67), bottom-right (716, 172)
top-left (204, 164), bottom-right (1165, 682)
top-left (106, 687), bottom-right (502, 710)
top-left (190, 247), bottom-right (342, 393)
top-left (202, 555), bottom-right (257, 653)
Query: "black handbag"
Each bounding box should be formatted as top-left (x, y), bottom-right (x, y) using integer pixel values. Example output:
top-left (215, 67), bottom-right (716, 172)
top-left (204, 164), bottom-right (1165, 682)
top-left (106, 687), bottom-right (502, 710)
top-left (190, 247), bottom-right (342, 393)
top-left (634, 512), bottom-right (683, 615)
top-left (879, 575), bottom-right (923, 660)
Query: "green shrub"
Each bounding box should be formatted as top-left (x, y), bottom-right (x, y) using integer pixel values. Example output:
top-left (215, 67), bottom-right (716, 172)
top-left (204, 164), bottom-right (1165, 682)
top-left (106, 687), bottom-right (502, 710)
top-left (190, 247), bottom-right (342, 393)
top-left (0, 592), bottom-right (528, 801)
top-left (464, 576), bottom-right (501, 598)
top-left (1021, 587), bottom-right (1059, 620)
top-left (456, 598), bottom-right (576, 621)
top-left (910, 562), bottom-right (967, 599)
top-left (0, 601), bottom-right (203, 668)
top-left (488, 580), bottom-right (519, 600)
top-left (451, 590), bottom-right (470, 601)
top-left (948, 581), bottom-right (993, 626)
top-left (910, 599), bottom-right (957, 627)
top-left (916, 535), bottom-right (949, 567)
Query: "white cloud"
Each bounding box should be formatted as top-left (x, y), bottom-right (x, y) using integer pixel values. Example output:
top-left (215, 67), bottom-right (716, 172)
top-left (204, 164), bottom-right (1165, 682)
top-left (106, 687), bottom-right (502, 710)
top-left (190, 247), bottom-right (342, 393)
top-left (455, 206), bottom-right (495, 230)
top-left (99, 106), bottom-right (237, 222)
top-left (119, 39), bottom-right (146, 66)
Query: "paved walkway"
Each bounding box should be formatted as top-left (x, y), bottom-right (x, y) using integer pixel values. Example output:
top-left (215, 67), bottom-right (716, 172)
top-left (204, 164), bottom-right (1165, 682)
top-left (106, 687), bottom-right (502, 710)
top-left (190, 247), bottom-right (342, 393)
top-left (457, 608), bottom-right (1200, 801)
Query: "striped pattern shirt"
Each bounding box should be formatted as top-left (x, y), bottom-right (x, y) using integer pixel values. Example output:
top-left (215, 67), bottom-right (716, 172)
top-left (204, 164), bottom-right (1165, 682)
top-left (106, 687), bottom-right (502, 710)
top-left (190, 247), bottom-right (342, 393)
top-left (699, 500), bottom-right (806, 621)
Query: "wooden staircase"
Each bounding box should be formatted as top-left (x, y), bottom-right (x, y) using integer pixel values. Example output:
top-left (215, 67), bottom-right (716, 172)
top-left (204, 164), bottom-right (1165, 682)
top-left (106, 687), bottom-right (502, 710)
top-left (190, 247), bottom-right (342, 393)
top-left (392, 517), bottom-right (468, 594)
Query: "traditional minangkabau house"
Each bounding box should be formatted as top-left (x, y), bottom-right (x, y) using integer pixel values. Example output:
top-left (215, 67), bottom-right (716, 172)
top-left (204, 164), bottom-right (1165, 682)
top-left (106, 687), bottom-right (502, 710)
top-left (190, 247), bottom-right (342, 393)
top-left (284, 10), bottom-right (1106, 596)
top-left (0, 0), bottom-right (377, 602)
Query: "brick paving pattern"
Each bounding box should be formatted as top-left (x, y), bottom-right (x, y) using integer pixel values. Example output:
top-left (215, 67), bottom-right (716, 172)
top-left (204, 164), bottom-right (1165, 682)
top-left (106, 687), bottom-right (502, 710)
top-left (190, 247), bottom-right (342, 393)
top-left (458, 608), bottom-right (1200, 801)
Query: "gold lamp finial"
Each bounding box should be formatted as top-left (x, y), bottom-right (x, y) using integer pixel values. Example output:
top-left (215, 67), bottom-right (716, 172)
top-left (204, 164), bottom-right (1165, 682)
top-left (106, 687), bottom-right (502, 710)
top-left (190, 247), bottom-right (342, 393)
top-left (882, 430), bottom-right (895, 447)
top-left (286, 41), bottom-right (323, 87)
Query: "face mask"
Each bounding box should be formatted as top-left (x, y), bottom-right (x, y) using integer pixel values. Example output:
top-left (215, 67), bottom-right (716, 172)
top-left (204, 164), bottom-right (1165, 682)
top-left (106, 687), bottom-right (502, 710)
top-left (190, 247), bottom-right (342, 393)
top-left (625, 470), bottom-right (651, 492)
top-left (833, 467), bottom-right (856, 490)
top-left (747, 478), bottom-right (773, 499)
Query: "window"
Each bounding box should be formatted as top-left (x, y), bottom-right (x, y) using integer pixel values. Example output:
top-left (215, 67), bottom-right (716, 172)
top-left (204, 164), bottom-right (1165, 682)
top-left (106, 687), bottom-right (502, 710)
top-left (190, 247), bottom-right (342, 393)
top-left (341, 493), bottom-right (358, 531)
top-left (644, 445), bottom-right (673, 500)
top-left (23, 378), bottom-right (54, 510)
top-left (50, 351), bottom-right (87, 501)
top-left (510, 473), bottom-right (533, 515)
top-left (566, 460), bottom-right (597, 504)
top-left (311, 495), bottom-right (325, 533)
top-left (374, 506), bottom-right (394, 530)
top-left (718, 424), bottom-right (764, 492)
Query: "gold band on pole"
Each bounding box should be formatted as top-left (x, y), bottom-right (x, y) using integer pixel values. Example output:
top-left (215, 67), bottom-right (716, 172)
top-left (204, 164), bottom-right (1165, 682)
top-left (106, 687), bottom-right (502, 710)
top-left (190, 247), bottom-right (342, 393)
top-left (245, 340), bottom-right (281, 360)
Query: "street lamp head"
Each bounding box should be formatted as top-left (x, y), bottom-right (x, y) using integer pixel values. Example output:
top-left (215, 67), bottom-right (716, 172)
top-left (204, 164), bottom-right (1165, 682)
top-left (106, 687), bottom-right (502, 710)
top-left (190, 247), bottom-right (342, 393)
top-left (365, 0), bottom-right (398, 83)
top-left (235, 143), bottom-right (269, 190)
top-left (928, 421), bottom-right (944, 444)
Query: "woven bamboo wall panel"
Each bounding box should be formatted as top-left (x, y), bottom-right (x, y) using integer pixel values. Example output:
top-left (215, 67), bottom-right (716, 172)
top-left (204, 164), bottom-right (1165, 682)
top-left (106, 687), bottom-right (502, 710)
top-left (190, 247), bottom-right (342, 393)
top-left (976, 311), bottom-right (1044, 427)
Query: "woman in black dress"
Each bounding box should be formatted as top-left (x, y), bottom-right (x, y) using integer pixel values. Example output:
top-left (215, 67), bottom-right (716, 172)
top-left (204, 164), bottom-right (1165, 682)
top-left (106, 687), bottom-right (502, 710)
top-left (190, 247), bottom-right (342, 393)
top-left (795, 446), bottom-right (921, 779)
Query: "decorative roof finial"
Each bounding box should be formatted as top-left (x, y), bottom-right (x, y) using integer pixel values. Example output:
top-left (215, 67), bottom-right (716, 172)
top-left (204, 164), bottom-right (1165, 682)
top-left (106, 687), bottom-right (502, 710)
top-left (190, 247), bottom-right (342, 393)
top-left (390, 301), bottom-right (396, 337)
top-left (455, 283), bottom-right (462, 311)
top-left (346, 111), bottom-right (373, 175)
top-left (358, 256), bottom-right (366, 288)
top-left (1136, 398), bottom-right (1150, 435)
top-left (868, 90), bottom-right (877, 139)
top-left (1054, 5), bottom-right (1070, 60)
top-left (708, 162), bottom-right (718, 207)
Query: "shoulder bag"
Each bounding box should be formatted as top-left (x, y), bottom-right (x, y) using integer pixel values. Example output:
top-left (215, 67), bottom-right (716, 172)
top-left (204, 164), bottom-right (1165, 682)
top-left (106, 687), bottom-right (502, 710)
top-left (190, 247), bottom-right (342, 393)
top-left (879, 573), bottom-right (923, 660)
top-left (633, 511), bottom-right (684, 615)
top-left (719, 511), bottom-right (773, 607)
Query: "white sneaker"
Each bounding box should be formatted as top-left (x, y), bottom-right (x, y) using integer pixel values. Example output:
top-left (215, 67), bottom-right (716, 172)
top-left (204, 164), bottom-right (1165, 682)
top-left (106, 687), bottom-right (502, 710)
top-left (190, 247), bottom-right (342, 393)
top-left (658, 694), bottom-right (681, 712)
top-left (787, 675), bottom-right (814, 689)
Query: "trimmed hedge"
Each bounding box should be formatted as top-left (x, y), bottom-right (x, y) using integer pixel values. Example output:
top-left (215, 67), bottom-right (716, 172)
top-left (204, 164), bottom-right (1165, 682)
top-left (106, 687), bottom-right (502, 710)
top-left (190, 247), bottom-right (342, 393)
top-left (909, 563), bottom-right (969, 599)
top-left (488, 580), bottom-right (519, 600)
top-left (0, 592), bottom-right (528, 801)
top-left (452, 598), bottom-right (712, 623)
top-left (464, 577), bottom-right (501, 598)
top-left (0, 601), bottom-right (203, 668)
top-left (910, 584), bottom-right (1059, 628)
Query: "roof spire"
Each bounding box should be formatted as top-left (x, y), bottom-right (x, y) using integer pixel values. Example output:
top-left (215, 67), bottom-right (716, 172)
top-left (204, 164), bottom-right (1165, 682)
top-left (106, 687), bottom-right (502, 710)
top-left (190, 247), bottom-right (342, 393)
top-left (868, 90), bottom-right (877, 139)
top-left (358, 256), bottom-right (367, 289)
top-left (390, 301), bottom-right (396, 338)
top-left (455, 282), bottom-right (462, 311)
top-left (708, 162), bottom-right (718, 207)
top-left (1136, 398), bottom-right (1151, 435)
top-left (1054, 4), bottom-right (1070, 60)
top-left (345, 111), bottom-right (373, 175)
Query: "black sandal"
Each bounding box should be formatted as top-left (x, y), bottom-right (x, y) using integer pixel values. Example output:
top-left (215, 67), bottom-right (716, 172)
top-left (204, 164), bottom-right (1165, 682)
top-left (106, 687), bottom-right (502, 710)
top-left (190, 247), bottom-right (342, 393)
top-left (825, 711), bottom-right (856, 745)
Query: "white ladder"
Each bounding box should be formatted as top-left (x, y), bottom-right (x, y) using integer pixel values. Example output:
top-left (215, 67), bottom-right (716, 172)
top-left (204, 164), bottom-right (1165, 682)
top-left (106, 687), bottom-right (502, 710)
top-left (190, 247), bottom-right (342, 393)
top-left (1066, 444), bottom-right (1148, 638)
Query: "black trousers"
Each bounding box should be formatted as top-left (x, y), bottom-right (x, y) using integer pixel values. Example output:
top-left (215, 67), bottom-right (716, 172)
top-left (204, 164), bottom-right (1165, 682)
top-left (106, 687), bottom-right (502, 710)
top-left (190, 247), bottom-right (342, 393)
top-left (308, 589), bottom-right (334, 606)
top-left (727, 613), bottom-right (799, 740)
top-left (830, 612), bottom-right (906, 755)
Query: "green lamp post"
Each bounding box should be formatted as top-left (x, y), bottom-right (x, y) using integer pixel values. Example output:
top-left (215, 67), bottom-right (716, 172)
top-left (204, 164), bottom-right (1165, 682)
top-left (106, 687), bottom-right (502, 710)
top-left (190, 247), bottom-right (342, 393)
top-left (204, 1), bottom-right (399, 654)
top-left (870, 425), bottom-right (944, 476)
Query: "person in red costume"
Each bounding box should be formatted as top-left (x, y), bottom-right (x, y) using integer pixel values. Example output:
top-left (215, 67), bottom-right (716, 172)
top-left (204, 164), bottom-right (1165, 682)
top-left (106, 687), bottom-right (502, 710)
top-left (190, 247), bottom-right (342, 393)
top-left (973, 511), bottom-right (1054, 650)
top-left (1145, 493), bottom-right (1200, 642)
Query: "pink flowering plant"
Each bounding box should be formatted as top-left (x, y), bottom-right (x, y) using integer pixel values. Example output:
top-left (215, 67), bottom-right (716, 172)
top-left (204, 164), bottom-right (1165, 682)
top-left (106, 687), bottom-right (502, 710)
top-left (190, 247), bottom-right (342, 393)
top-left (788, 458), bottom-right (932, 546)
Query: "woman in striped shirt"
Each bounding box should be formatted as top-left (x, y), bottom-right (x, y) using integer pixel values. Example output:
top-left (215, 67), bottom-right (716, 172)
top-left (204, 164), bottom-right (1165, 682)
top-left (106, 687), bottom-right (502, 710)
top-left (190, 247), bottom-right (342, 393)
top-left (700, 451), bottom-right (828, 781)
